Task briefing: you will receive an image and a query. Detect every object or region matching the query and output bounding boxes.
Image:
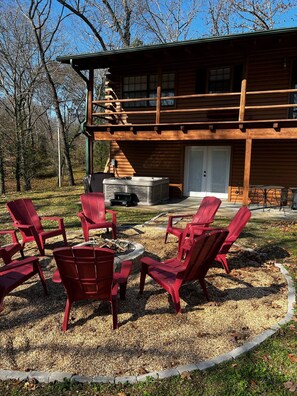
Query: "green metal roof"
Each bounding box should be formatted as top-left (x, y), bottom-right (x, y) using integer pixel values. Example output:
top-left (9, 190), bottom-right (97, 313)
top-left (57, 26), bottom-right (297, 69)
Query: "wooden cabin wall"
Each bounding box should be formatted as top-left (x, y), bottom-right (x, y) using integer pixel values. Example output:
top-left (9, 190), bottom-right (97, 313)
top-left (110, 141), bottom-right (184, 196)
top-left (108, 38), bottom-right (295, 125)
top-left (245, 46), bottom-right (294, 120)
top-left (111, 139), bottom-right (297, 203)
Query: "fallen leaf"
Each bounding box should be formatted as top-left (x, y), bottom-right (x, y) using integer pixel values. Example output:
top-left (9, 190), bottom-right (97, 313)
top-left (180, 371), bottom-right (192, 380)
top-left (288, 354), bottom-right (297, 363)
top-left (284, 381), bottom-right (297, 392)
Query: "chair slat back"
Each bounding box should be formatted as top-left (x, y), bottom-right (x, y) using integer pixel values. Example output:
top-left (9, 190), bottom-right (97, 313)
top-left (53, 246), bottom-right (115, 301)
top-left (220, 207), bottom-right (251, 254)
top-left (182, 230), bottom-right (229, 282)
top-left (7, 199), bottom-right (43, 233)
top-left (80, 193), bottom-right (107, 223)
top-left (192, 196), bottom-right (221, 225)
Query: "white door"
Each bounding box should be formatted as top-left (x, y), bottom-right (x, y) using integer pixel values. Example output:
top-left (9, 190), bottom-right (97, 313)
top-left (184, 146), bottom-right (231, 198)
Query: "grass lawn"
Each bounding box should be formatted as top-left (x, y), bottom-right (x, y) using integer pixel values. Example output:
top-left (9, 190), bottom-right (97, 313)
top-left (0, 184), bottom-right (296, 395)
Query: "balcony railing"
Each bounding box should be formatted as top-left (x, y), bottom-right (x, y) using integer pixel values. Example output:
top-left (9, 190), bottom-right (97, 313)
top-left (90, 85), bottom-right (297, 126)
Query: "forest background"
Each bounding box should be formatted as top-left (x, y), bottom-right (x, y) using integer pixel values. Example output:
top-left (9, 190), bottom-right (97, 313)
top-left (0, 0), bottom-right (296, 194)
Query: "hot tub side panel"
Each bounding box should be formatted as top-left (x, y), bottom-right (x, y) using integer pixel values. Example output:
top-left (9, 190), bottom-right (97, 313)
top-left (103, 177), bottom-right (169, 205)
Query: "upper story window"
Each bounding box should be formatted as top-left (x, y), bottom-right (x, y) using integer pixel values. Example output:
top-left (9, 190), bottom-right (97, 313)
top-left (123, 73), bottom-right (175, 107)
top-left (208, 67), bottom-right (231, 93)
top-left (196, 64), bottom-right (243, 94)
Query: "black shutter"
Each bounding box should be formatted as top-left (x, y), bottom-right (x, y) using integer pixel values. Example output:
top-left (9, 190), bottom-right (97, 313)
top-left (232, 64), bottom-right (243, 92)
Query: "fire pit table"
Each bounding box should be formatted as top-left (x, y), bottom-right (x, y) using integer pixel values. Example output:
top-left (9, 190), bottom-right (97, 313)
top-left (75, 238), bottom-right (144, 270)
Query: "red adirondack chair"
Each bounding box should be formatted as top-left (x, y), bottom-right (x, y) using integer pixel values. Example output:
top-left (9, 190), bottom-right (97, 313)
top-left (181, 207), bottom-right (251, 273)
top-left (164, 196), bottom-right (222, 246)
top-left (140, 229), bottom-right (229, 313)
top-left (214, 207), bottom-right (251, 273)
top-left (6, 198), bottom-right (67, 256)
top-left (78, 193), bottom-right (117, 241)
top-left (0, 256), bottom-right (48, 312)
top-left (0, 229), bottom-right (24, 264)
top-left (53, 246), bottom-right (132, 331)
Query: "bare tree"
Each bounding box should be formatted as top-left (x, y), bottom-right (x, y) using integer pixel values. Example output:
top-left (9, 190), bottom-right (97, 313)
top-left (230, 0), bottom-right (294, 31)
top-left (207, 0), bottom-right (233, 36)
top-left (57, 0), bottom-right (138, 49)
top-left (0, 5), bottom-right (45, 191)
top-left (138, 0), bottom-right (202, 43)
top-left (57, 0), bottom-right (202, 48)
top-left (23, 0), bottom-right (77, 185)
top-left (207, 0), bottom-right (294, 35)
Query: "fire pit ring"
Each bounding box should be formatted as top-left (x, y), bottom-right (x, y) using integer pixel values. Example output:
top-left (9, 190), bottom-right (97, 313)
top-left (75, 238), bottom-right (145, 271)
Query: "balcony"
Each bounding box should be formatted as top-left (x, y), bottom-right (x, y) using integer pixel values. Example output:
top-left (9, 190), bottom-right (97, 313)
top-left (85, 84), bottom-right (297, 141)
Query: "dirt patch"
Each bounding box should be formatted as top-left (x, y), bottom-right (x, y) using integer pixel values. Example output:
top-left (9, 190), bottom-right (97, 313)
top-left (0, 225), bottom-right (289, 377)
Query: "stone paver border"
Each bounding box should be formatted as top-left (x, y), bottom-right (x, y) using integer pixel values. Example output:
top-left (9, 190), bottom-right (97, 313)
top-left (0, 262), bottom-right (295, 384)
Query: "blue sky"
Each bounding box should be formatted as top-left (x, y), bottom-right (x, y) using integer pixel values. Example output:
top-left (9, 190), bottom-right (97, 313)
top-left (54, 1), bottom-right (297, 55)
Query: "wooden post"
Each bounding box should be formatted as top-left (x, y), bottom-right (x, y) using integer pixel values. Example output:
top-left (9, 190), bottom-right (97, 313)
top-left (87, 69), bottom-right (94, 126)
top-left (242, 138), bottom-right (252, 206)
top-left (239, 78), bottom-right (247, 122)
top-left (87, 69), bottom-right (94, 174)
top-left (156, 71), bottom-right (162, 124)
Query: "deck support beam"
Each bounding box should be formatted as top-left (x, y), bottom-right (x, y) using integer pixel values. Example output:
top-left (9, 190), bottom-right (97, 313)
top-left (242, 138), bottom-right (252, 206)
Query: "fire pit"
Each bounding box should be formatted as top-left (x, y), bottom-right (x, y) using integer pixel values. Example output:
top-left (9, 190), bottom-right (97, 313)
top-left (76, 238), bottom-right (144, 270)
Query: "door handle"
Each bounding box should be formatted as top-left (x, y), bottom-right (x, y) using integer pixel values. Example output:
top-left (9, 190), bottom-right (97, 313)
top-left (203, 171), bottom-right (206, 177)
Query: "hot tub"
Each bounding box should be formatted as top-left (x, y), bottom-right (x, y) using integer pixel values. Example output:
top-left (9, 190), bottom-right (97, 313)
top-left (103, 176), bottom-right (169, 205)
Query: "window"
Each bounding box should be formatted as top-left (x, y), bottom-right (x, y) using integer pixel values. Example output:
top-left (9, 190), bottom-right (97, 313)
top-left (196, 65), bottom-right (243, 94)
top-left (123, 73), bottom-right (175, 107)
top-left (208, 67), bottom-right (231, 93)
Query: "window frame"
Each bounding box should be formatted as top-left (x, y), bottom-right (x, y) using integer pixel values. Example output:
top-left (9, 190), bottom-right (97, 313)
top-left (207, 66), bottom-right (232, 94)
top-left (122, 73), bottom-right (175, 108)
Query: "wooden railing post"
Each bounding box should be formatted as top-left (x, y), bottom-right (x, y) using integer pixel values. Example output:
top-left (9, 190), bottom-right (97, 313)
top-left (242, 137), bottom-right (252, 206)
top-left (156, 72), bottom-right (162, 124)
top-left (87, 69), bottom-right (94, 126)
top-left (239, 78), bottom-right (247, 122)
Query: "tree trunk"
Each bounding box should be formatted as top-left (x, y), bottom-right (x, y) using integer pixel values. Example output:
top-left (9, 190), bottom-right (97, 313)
top-left (0, 143), bottom-right (6, 195)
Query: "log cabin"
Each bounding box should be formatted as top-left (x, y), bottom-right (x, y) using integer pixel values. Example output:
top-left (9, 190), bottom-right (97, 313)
top-left (57, 27), bottom-right (297, 206)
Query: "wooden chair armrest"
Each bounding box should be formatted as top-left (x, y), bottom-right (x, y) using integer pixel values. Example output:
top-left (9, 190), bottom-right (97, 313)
top-left (106, 209), bottom-right (117, 222)
top-left (52, 269), bottom-right (62, 283)
top-left (12, 223), bottom-right (34, 231)
top-left (167, 213), bottom-right (193, 227)
top-left (114, 260), bottom-right (132, 284)
top-left (40, 216), bottom-right (65, 227)
top-left (0, 257), bottom-right (38, 273)
top-left (168, 213), bottom-right (193, 220)
top-left (0, 229), bottom-right (19, 244)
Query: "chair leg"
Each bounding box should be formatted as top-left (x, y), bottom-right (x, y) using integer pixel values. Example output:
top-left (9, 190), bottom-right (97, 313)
top-left (62, 298), bottom-right (72, 332)
top-left (0, 295), bottom-right (5, 313)
top-left (82, 227), bottom-right (89, 242)
top-left (119, 282), bottom-right (127, 300)
top-left (198, 278), bottom-right (210, 301)
top-left (216, 254), bottom-right (230, 274)
top-left (36, 236), bottom-right (45, 256)
top-left (35, 261), bottom-right (48, 295)
top-left (139, 264), bottom-right (147, 294)
top-left (111, 295), bottom-right (118, 330)
top-left (62, 230), bottom-right (68, 246)
top-left (171, 288), bottom-right (181, 314)
top-left (164, 232), bottom-right (168, 244)
top-left (112, 225), bottom-right (117, 240)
